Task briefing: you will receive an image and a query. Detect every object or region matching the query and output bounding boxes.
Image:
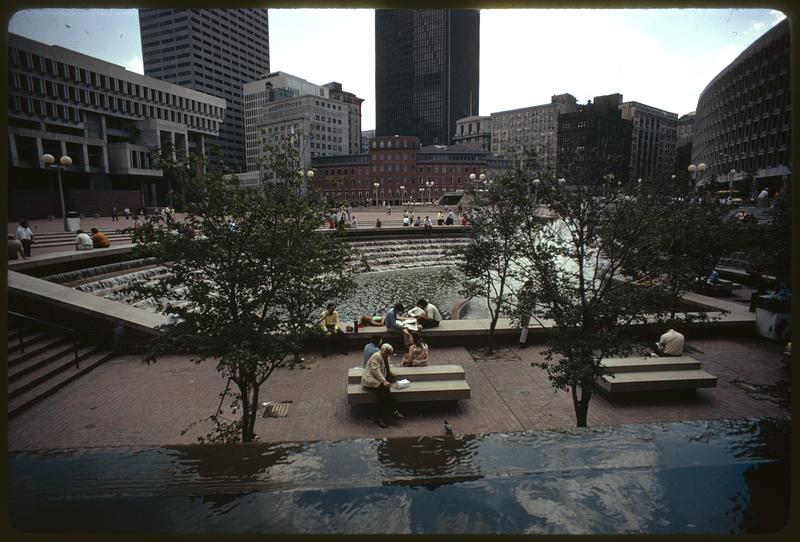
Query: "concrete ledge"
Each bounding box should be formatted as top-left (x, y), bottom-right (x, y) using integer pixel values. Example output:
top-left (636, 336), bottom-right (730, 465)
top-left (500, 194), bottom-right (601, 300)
top-left (347, 364), bottom-right (465, 384)
top-left (598, 369), bottom-right (718, 393)
top-left (601, 356), bottom-right (702, 373)
top-left (347, 380), bottom-right (471, 404)
top-left (8, 245), bottom-right (136, 275)
top-left (8, 270), bottom-right (163, 336)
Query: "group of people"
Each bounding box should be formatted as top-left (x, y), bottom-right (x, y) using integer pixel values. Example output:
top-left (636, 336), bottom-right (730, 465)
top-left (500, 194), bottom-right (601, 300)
top-left (75, 228), bottom-right (111, 250)
top-left (319, 299), bottom-right (442, 428)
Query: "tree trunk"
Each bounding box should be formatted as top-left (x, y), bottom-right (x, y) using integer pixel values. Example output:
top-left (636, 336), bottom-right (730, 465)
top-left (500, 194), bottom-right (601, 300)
top-left (571, 384), bottom-right (591, 427)
top-left (488, 316), bottom-right (498, 354)
top-left (240, 385), bottom-right (253, 442)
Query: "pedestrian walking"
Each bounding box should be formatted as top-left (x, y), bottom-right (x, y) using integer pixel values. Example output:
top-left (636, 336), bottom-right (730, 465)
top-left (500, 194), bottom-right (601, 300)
top-left (15, 219), bottom-right (35, 257)
top-left (111, 206), bottom-right (118, 222)
top-left (123, 207), bottom-right (131, 220)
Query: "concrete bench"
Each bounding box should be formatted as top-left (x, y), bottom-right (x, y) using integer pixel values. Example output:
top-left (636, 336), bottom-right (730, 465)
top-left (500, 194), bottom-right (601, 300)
top-left (704, 280), bottom-right (734, 296)
top-left (347, 364), bottom-right (470, 404)
top-left (597, 355), bottom-right (717, 394)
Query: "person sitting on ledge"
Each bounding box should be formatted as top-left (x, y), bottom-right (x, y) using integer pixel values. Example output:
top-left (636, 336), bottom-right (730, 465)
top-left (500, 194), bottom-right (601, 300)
top-left (361, 343), bottom-right (402, 428)
top-left (384, 303), bottom-right (408, 334)
top-left (401, 330), bottom-right (429, 367)
top-left (707, 269), bottom-right (720, 285)
top-left (320, 302), bottom-right (348, 358)
top-left (413, 298), bottom-right (441, 328)
top-left (653, 328), bottom-right (684, 357)
top-left (362, 334), bottom-right (382, 368)
top-left (7, 234), bottom-right (25, 260)
top-left (75, 229), bottom-right (93, 251)
top-left (90, 228), bottom-right (111, 248)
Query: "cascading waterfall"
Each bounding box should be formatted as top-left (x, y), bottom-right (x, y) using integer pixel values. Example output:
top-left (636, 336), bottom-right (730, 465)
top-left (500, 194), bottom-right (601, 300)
top-left (69, 236), bottom-right (472, 321)
top-left (44, 258), bottom-right (158, 284)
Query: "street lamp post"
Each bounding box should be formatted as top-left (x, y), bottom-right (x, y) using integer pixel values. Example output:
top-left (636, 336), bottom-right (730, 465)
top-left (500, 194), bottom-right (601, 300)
top-left (728, 168), bottom-right (736, 194)
top-left (419, 187), bottom-right (425, 204)
top-left (373, 182), bottom-right (380, 207)
top-left (469, 172), bottom-right (486, 192)
top-left (532, 178), bottom-right (540, 204)
top-left (400, 184), bottom-right (406, 205)
top-left (42, 153), bottom-right (72, 231)
top-left (688, 162), bottom-right (707, 190)
top-left (425, 180), bottom-right (435, 203)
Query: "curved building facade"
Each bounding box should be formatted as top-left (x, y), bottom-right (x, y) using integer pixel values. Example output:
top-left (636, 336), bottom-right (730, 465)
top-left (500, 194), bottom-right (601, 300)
top-left (692, 19), bottom-right (790, 191)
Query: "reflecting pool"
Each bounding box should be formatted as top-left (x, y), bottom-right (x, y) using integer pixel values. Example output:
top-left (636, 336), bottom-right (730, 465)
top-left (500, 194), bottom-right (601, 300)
top-left (8, 417), bottom-right (790, 534)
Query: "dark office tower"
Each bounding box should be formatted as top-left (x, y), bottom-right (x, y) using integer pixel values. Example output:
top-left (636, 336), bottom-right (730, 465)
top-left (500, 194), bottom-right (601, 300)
top-left (139, 8), bottom-right (269, 172)
top-left (375, 9), bottom-right (479, 146)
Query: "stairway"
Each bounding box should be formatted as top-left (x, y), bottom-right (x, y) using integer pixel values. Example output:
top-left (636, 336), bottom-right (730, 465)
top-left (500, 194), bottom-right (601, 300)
top-left (31, 229), bottom-right (133, 250)
top-left (7, 318), bottom-right (116, 418)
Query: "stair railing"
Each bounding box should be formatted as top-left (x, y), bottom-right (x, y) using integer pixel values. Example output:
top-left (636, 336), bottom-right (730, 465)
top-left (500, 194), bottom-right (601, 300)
top-left (8, 311), bottom-right (81, 368)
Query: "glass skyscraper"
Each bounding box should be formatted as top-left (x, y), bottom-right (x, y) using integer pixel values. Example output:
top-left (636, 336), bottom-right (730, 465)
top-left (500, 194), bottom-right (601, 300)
top-left (138, 8), bottom-right (270, 172)
top-left (375, 9), bottom-right (480, 146)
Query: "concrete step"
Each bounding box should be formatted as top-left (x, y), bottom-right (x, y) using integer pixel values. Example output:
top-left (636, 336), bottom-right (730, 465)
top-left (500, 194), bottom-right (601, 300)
top-left (597, 369), bottom-right (718, 394)
top-left (347, 379), bottom-right (471, 404)
top-left (9, 346), bottom-right (103, 399)
top-left (8, 335), bottom-right (72, 364)
top-left (7, 330), bottom-right (52, 354)
top-left (8, 349), bottom-right (115, 418)
top-left (9, 343), bottom-right (94, 383)
top-left (348, 364), bottom-right (466, 384)
top-left (601, 356), bottom-right (702, 373)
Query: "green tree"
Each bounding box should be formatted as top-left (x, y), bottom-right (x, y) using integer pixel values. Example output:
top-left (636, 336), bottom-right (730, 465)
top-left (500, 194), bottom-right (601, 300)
top-left (517, 157), bottom-right (685, 427)
top-left (458, 156), bottom-right (534, 353)
top-left (128, 143), bottom-right (354, 443)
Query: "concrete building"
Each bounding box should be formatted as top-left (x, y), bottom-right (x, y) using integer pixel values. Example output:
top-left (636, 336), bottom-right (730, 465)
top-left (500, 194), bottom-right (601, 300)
top-left (692, 18), bottom-right (791, 193)
top-left (557, 93), bottom-right (632, 185)
top-left (243, 72), bottom-right (358, 178)
top-left (375, 9), bottom-right (480, 146)
top-left (309, 135), bottom-right (507, 205)
top-left (138, 8), bottom-right (269, 173)
top-left (677, 112), bottom-right (696, 146)
top-left (453, 115), bottom-right (491, 151)
top-left (619, 101), bottom-right (678, 183)
top-left (7, 33), bottom-right (225, 218)
top-left (489, 93), bottom-right (578, 174)
top-left (324, 82), bottom-right (364, 155)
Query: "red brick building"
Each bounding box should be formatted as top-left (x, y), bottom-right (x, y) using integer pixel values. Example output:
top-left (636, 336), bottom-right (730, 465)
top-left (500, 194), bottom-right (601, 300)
top-left (310, 135), bottom-right (507, 205)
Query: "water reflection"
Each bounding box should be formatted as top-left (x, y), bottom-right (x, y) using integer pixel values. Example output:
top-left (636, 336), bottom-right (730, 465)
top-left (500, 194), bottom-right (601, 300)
top-left (8, 417), bottom-right (790, 534)
top-left (376, 435), bottom-right (482, 489)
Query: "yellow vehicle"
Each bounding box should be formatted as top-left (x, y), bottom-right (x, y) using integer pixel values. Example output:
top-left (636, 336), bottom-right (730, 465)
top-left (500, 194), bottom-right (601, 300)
top-left (715, 189), bottom-right (744, 205)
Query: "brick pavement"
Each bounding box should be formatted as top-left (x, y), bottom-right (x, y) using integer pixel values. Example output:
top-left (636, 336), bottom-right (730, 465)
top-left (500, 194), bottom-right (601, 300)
top-left (7, 335), bottom-right (789, 451)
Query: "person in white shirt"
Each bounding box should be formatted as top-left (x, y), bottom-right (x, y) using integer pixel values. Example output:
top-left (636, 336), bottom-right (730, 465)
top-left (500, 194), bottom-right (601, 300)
top-left (351, 215), bottom-right (358, 229)
top-left (16, 219), bottom-right (35, 257)
top-left (655, 328), bottom-right (684, 357)
top-left (757, 188), bottom-right (769, 199)
top-left (402, 216), bottom-right (411, 227)
top-left (75, 230), bottom-right (93, 250)
top-left (415, 298), bottom-right (442, 328)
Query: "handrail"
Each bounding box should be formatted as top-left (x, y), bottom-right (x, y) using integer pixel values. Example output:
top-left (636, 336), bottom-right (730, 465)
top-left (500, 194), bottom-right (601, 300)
top-left (8, 311), bottom-right (80, 368)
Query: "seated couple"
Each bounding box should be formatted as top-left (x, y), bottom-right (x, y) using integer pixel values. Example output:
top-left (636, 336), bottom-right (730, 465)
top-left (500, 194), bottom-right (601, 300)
top-left (385, 299), bottom-right (442, 333)
top-left (361, 332), bottom-right (429, 368)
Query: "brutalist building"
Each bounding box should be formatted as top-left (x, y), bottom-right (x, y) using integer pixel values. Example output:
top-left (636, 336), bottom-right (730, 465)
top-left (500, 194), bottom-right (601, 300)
top-left (375, 9), bottom-right (480, 146)
top-left (139, 8), bottom-right (270, 172)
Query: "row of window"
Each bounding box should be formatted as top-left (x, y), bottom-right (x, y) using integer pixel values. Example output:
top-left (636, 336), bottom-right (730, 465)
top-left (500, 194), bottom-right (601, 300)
top-left (9, 47), bottom-right (223, 118)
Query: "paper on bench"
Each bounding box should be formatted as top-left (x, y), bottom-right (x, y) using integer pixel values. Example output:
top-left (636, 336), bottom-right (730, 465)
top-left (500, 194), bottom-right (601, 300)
top-left (395, 379), bottom-right (411, 389)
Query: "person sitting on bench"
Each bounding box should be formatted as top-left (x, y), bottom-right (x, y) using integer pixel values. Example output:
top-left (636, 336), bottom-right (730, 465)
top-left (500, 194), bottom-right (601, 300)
top-left (412, 298), bottom-right (442, 328)
top-left (384, 303), bottom-right (409, 335)
top-left (707, 269), bottom-right (720, 285)
top-left (320, 302), bottom-right (348, 358)
top-left (653, 328), bottom-right (684, 357)
top-left (358, 314), bottom-right (385, 327)
top-left (362, 334), bottom-right (382, 368)
top-left (401, 330), bottom-right (429, 367)
top-left (361, 343), bottom-right (403, 428)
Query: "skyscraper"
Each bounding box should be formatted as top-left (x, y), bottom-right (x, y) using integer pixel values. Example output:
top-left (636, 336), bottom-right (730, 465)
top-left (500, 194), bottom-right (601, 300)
top-left (138, 8), bottom-right (270, 172)
top-left (375, 9), bottom-right (479, 146)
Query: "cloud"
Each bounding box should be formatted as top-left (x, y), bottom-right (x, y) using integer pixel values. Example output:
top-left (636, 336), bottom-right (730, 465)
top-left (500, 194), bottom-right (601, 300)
top-left (769, 10), bottom-right (786, 26)
top-left (124, 55), bottom-right (143, 74)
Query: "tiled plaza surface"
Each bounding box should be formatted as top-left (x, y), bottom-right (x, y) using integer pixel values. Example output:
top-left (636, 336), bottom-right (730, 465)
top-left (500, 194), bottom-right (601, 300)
top-left (7, 336), bottom-right (789, 451)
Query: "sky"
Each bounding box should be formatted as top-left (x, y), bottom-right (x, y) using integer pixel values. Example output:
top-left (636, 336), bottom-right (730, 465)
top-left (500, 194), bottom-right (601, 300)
top-left (7, 7), bottom-right (787, 131)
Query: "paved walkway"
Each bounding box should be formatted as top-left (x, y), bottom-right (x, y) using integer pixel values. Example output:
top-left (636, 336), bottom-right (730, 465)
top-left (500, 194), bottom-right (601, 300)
top-left (8, 337), bottom-right (789, 451)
